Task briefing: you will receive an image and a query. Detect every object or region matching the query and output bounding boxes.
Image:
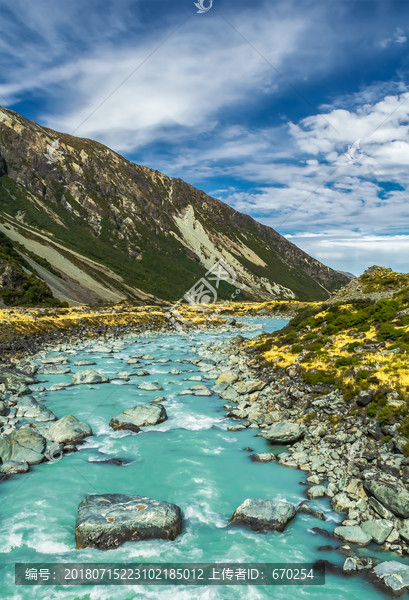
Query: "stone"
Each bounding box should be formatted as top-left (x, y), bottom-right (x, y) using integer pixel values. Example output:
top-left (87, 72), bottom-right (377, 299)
top-left (330, 492), bottom-right (356, 512)
top-left (363, 472), bottom-right (409, 518)
top-left (136, 370), bottom-right (150, 376)
top-left (72, 370), bottom-right (109, 385)
top-left (215, 371), bottom-right (238, 386)
top-left (0, 460), bottom-right (29, 474)
top-left (0, 429), bottom-right (46, 464)
top-left (75, 494), bottom-right (182, 549)
top-left (333, 525), bottom-right (372, 546)
top-left (356, 390), bottom-right (374, 406)
top-left (16, 397), bottom-right (56, 422)
top-left (262, 422), bottom-right (304, 444)
top-left (371, 561), bottom-right (409, 595)
top-left (47, 415), bottom-right (92, 444)
top-left (307, 485), bottom-right (327, 500)
top-left (231, 498), bottom-right (296, 532)
top-left (235, 380), bottom-right (267, 395)
top-left (74, 360), bottom-right (96, 366)
top-left (368, 496), bottom-right (394, 519)
top-left (151, 396), bottom-right (167, 404)
top-left (343, 556), bottom-right (373, 574)
top-left (0, 370), bottom-right (35, 395)
top-left (297, 503), bottom-right (325, 521)
top-left (137, 382), bottom-right (163, 391)
top-left (250, 453), bottom-right (276, 463)
top-left (110, 404), bottom-right (167, 431)
top-left (361, 519), bottom-right (394, 544)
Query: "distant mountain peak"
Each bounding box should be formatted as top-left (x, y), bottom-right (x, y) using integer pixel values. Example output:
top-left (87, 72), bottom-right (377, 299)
top-left (0, 105), bottom-right (350, 306)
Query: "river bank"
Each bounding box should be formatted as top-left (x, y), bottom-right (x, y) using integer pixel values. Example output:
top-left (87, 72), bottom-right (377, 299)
top-left (197, 332), bottom-right (409, 595)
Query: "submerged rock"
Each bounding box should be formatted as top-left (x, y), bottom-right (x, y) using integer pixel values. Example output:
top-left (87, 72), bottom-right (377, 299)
top-left (110, 404), bottom-right (167, 431)
top-left (75, 494), bottom-right (182, 549)
top-left (0, 428), bottom-right (46, 464)
top-left (231, 498), bottom-right (296, 532)
top-left (72, 369), bottom-right (110, 385)
top-left (46, 415), bottom-right (92, 444)
top-left (262, 422), bottom-right (304, 444)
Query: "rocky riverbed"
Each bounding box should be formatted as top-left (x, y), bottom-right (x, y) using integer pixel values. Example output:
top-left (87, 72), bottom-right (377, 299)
top-left (196, 333), bottom-right (409, 596)
top-left (1, 318), bottom-right (409, 596)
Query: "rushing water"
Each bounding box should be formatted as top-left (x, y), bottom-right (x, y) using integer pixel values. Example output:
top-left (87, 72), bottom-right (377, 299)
top-left (0, 318), bottom-right (396, 599)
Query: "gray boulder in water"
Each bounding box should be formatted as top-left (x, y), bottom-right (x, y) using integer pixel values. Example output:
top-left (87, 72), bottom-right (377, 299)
top-left (110, 404), bottom-right (167, 432)
top-left (75, 493), bottom-right (182, 549)
top-left (137, 381), bottom-right (163, 391)
top-left (0, 428), bottom-right (46, 464)
top-left (231, 498), bottom-right (296, 532)
top-left (46, 415), bottom-right (92, 444)
top-left (370, 561), bottom-right (409, 595)
top-left (72, 369), bottom-right (110, 385)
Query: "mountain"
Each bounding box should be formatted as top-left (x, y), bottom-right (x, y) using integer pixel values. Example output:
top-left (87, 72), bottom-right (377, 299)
top-left (0, 106), bottom-right (349, 306)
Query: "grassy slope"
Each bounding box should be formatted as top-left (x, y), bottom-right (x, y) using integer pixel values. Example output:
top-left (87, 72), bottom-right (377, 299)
top-left (0, 231), bottom-right (64, 307)
top-left (249, 267), bottom-right (409, 450)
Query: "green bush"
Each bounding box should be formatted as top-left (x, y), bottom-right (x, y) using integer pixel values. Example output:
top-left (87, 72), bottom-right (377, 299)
top-left (377, 324), bottom-right (404, 341)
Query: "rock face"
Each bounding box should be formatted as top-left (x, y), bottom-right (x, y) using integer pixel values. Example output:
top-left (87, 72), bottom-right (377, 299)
top-left (262, 422), bottom-right (304, 444)
top-left (371, 561), bottom-right (409, 595)
top-left (72, 370), bottom-right (110, 385)
top-left (47, 415), bottom-right (93, 444)
top-left (0, 105), bottom-right (349, 306)
top-left (0, 428), bottom-right (46, 464)
top-left (75, 494), bottom-right (183, 549)
top-left (110, 404), bottom-right (167, 432)
top-left (363, 472), bottom-right (409, 518)
top-left (333, 525), bottom-right (372, 546)
top-left (231, 498), bottom-right (296, 532)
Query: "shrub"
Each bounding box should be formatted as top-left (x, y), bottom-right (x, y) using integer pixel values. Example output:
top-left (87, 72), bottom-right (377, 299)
top-left (377, 324), bottom-right (404, 341)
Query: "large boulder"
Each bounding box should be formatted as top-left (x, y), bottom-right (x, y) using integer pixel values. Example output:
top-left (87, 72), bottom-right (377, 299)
top-left (0, 428), bottom-right (46, 464)
top-left (231, 498), bottom-right (296, 532)
top-left (262, 422), bottom-right (304, 444)
top-left (363, 472), bottom-right (409, 518)
top-left (72, 370), bottom-right (110, 385)
top-left (361, 519), bottom-right (394, 544)
top-left (75, 494), bottom-right (182, 549)
top-left (370, 561), bottom-right (409, 595)
top-left (333, 525), bottom-right (372, 546)
top-left (110, 404), bottom-right (167, 432)
top-left (46, 415), bottom-right (92, 444)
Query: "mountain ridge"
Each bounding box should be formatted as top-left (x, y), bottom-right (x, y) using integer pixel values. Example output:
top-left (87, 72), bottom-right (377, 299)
top-left (0, 105), bottom-right (349, 306)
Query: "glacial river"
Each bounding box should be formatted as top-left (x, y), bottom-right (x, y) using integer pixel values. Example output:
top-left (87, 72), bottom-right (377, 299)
top-left (0, 318), bottom-right (395, 599)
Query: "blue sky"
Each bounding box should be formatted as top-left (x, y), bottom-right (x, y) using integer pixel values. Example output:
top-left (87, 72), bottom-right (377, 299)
top-left (1, 0), bottom-right (409, 275)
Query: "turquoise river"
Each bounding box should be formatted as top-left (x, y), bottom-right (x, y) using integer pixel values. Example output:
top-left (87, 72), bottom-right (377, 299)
top-left (0, 317), bottom-right (400, 599)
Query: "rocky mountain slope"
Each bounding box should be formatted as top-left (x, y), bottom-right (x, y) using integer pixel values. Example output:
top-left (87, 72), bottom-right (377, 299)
top-left (0, 105), bottom-right (349, 306)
